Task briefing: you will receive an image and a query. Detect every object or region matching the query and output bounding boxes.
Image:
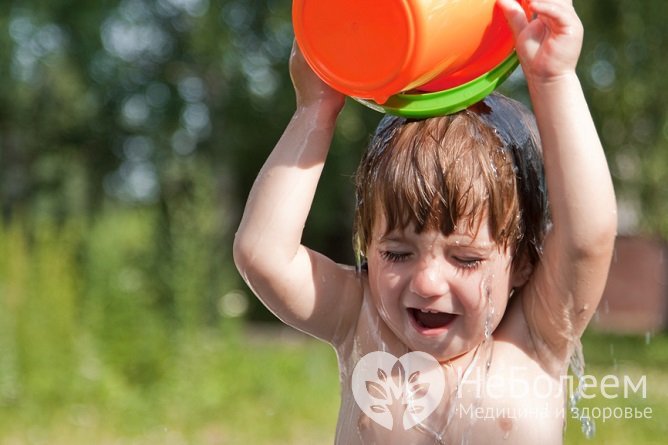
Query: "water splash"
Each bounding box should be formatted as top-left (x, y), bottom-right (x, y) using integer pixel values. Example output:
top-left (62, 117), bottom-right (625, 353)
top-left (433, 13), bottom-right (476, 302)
top-left (568, 339), bottom-right (596, 439)
top-left (482, 277), bottom-right (496, 340)
top-left (413, 338), bottom-right (491, 443)
top-left (411, 275), bottom-right (497, 445)
top-left (645, 331), bottom-right (652, 345)
top-left (457, 276), bottom-right (496, 445)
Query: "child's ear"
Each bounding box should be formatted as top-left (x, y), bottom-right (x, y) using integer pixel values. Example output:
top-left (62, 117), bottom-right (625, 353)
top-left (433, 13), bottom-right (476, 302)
top-left (510, 253), bottom-right (533, 288)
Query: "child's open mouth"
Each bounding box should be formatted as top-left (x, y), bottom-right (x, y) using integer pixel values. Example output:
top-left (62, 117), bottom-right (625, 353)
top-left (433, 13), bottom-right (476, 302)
top-left (408, 308), bottom-right (456, 335)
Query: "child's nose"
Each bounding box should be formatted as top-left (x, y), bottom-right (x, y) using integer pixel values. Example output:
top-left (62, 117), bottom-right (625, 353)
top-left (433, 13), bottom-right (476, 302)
top-left (409, 257), bottom-right (450, 298)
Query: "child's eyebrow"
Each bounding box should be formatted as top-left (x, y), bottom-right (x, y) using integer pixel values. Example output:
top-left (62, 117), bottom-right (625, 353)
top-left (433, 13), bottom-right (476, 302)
top-left (449, 242), bottom-right (496, 252)
top-left (379, 231), bottom-right (496, 251)
top-left (378, 233), bottom-right (408, 243)
top-left (445, 237), bottom-right (495, 249)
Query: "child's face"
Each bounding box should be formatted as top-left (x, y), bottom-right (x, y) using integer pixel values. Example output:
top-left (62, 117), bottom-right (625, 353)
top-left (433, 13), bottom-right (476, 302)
top-left (366, 212), bottom-right (521, 362)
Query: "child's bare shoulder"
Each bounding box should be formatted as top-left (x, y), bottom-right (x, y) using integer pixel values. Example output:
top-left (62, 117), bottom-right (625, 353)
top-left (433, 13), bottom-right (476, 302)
top-left (312, 262), bottom-right (365, 346)
top-left (260, 256), bottom-right (364, 347)
top-left (494, 295), bottom-right (567, 375)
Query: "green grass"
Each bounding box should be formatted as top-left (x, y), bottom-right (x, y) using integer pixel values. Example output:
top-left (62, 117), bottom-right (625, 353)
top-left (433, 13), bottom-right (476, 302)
top-left (1, 213), bottom-right (666, 443)
top-left (0, 326), bottom-right (666, 444)
top-left (0, 325), bottom-right (341, 444)
top-left (0, 210), bottom-right (343, 444)
top-left (564, 332), bottom-right (668, 445)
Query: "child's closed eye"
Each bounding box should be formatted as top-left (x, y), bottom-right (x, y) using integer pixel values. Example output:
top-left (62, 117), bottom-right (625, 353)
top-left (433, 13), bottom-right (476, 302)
top-left (379, 250), bottom-right (411, 263)
top-left (453, 256), bottom-right (483, 270)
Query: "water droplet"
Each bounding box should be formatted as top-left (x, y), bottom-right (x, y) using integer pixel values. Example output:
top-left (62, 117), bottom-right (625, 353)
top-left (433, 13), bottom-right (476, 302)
top-left (569, 339), bottom-right (596, 439)
top-left (581, 414), bottom-right (596, 438)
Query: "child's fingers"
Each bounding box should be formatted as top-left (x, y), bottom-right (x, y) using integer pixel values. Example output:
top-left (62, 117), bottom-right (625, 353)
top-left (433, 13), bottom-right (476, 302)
top-left (529, 0), bottom-right (582, 43)
top-left (528, 0), bottom-right (579, 28)
top-left (529, 0), bottom-right (570, 17)
top-left (496, 0), bottom-right (530, 38)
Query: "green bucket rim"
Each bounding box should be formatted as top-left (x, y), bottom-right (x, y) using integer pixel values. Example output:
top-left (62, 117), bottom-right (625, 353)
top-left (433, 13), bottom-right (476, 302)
top-left (354, 52), bottom-right (520, 118)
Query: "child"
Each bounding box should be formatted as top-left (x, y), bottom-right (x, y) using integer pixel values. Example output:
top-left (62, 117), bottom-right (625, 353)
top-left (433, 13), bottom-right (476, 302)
top-left (233, 0), bottom-right (617, 443)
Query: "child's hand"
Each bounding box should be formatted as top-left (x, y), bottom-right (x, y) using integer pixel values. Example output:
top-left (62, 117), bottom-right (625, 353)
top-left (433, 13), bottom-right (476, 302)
top-left (497, 0), bottom-right (583, 83)
top-left (289, 41), bottom-right (345, 113)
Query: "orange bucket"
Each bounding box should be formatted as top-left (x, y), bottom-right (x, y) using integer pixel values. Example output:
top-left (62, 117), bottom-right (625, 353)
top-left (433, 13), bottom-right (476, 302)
top-left (293, 0), bottom-right (528, 105)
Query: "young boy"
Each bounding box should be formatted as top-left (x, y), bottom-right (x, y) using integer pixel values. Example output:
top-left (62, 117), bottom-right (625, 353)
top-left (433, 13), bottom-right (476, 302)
top-left (233, 0), bottom-right (617, 443)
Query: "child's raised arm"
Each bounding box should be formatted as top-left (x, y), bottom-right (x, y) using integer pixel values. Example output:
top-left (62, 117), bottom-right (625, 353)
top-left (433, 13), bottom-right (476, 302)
top-left (498, 0), bottom-right (617, 362)
top-left (233, 44), bottom-right (362, 344)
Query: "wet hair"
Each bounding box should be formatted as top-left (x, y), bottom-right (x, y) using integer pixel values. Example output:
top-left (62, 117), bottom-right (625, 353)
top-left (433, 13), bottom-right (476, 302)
top-left (353, 93), bottom-right (549, 267)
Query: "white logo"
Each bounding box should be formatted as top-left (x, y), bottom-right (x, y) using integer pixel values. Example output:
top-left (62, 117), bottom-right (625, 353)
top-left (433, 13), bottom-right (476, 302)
top-left (351, 351), bottom-right (445, 430)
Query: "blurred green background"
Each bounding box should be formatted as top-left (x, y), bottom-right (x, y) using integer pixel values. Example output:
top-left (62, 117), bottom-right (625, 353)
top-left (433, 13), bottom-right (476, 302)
top-left (0, 0), bottom-right (666, 443)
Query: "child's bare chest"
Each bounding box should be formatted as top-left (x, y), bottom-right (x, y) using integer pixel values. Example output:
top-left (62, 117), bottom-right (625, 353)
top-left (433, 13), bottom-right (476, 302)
top-left (333, 297), bottom-right (565, 444)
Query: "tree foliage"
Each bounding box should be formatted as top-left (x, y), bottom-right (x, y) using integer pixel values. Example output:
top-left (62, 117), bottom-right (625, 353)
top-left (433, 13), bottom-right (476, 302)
top-left (0, 0), bottom-right (667, 319)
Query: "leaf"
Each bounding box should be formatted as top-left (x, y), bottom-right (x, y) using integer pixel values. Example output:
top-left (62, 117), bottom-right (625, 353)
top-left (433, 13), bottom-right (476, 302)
top-left (408, 371), bottom-right (420, 384)
top-left (377, 368), bottom-right (387, 382)
top-left (408, 383), bottom-right (430, 400)
top-left (391, 361), bottom-right (406, 388)
top-left (371, 404), bottom-right (388, 413)
top-left (366, 380), bottom-right (388, 400)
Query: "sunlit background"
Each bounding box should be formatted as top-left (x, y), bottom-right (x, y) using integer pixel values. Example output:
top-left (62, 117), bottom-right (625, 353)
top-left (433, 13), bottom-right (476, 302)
top-left (0, 0), bottom-right (667, 443)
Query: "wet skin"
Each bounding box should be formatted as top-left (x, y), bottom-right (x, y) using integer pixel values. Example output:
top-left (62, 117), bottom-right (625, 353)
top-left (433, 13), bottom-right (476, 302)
top-left (366, 215), bottom-right (518, 363)
top-left (330, 215), bottom-right (565, 444)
